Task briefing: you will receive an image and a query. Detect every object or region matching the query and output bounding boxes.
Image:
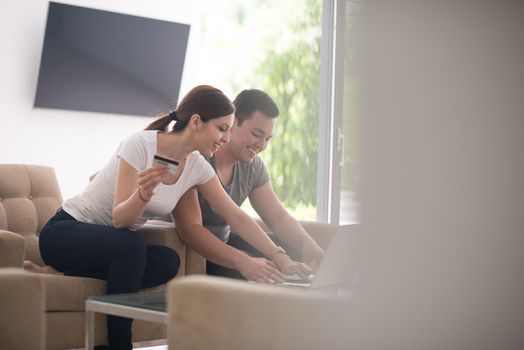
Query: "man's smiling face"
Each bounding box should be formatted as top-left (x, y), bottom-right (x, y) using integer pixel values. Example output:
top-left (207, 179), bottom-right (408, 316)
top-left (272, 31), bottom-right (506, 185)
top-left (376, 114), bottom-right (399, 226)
top-left (228, 110), bottom-right (275, 163)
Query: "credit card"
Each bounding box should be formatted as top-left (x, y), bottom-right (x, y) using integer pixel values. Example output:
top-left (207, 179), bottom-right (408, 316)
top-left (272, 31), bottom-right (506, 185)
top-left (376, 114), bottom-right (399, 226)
top-left (153, 154), bottom-right (179, 174)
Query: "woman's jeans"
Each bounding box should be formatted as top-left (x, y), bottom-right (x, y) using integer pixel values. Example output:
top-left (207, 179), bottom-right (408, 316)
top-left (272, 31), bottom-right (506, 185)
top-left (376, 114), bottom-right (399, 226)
top-left (39, 208), bottom-right (180, 350)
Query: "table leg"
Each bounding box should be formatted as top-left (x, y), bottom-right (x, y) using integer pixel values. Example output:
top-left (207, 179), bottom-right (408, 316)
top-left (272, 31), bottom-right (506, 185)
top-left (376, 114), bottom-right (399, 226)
top-left (85, 307), bottom-right (95, 350)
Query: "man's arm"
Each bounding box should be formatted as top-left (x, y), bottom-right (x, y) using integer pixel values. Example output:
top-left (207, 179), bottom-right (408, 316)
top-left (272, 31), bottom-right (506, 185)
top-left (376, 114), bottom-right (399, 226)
top-left (249, 181), bottom-right (324, 268)
top-left (172, 188), bottom-right (286, 282)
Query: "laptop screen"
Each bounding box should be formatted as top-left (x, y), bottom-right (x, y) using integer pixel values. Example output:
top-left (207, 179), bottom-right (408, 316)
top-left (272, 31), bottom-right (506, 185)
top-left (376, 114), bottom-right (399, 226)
top-left (310, 224), bottom-right (359, 290)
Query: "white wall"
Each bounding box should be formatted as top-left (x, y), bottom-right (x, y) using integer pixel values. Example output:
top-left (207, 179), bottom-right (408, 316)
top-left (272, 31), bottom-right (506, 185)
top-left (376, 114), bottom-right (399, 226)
top-left (0, 0), bottom-right (211, 198)
top-left (349, 1), bottom-right (524, 349)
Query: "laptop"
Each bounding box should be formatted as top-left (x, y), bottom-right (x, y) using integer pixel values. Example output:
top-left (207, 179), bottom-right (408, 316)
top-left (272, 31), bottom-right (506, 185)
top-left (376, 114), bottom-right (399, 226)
top-left (279, 224), bottom-right (359, 292)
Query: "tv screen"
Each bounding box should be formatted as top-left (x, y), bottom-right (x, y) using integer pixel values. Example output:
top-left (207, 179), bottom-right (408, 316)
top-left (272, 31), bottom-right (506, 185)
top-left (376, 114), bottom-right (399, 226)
top-left (34, 2), bottom-right (190, 117)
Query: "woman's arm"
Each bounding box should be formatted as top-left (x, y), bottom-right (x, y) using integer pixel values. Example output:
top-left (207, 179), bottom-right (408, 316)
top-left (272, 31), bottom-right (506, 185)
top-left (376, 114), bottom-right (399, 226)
top-left (112, 158), bottom-right (167, 228)
top-left (173, 189), bottom-right (285, 283)
top-left (197, 176), bottom-right (312, 278)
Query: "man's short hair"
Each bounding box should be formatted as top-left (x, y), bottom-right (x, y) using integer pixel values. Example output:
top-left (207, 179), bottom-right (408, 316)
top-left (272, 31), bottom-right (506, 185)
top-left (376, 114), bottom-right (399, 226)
top-left (233, 89), bottom-right (280, 125)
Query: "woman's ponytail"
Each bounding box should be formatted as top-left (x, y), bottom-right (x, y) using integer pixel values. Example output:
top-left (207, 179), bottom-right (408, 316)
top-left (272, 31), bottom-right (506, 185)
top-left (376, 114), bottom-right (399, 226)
top-left (144, 112), bottom-right (175, 131)
top-left (144, 85), bottom-right (235, 132)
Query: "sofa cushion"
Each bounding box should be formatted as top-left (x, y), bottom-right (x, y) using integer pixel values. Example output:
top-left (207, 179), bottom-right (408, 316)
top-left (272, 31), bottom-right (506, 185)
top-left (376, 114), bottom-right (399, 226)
top-left (0, 164), bottom-right (62, 234)
top-left (41, 274), bottom-right (166, 312)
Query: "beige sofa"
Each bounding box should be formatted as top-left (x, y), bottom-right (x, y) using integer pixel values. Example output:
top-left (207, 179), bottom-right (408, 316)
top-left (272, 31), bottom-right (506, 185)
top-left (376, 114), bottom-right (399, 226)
top-left (0, 164), bottom-right (338, 349)
top-left (0, 164), bottom-right (202, 349)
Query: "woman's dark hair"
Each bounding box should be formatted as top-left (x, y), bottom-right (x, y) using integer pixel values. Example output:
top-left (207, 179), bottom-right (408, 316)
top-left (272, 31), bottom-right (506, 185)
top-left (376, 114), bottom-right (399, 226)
top-left (145, 85), bottom-right (235, 132)
top-left (233, 89), bottom-right (280, 125)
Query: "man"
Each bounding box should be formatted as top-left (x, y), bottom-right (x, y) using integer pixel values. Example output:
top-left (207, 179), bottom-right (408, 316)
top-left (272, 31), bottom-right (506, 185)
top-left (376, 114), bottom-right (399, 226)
top-left (174, 89), bottom-right (324, 282)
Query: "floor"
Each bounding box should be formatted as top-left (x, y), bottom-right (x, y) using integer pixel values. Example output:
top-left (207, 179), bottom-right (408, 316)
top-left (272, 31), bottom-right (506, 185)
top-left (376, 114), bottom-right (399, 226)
top-left (72, 339), bottom-right (167, 349)
top-left (133, 340), bottom-right (167, 349)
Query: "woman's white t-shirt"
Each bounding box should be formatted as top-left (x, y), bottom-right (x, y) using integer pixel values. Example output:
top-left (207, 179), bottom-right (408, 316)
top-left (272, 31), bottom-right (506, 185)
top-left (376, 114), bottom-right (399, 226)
top-left (63, 131), bottom-right (215, 230)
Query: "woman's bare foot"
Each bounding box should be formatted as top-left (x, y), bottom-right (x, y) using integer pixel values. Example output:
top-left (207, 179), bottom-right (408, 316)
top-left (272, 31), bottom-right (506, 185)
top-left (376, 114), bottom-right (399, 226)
top-left (23, 260), bottom-right (63, 275)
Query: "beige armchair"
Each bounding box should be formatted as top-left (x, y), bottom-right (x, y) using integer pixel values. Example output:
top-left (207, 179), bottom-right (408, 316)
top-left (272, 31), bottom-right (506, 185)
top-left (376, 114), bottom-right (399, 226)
top-left (167, 275), bottom-right (349, 350)
top-left (0, 164), bottom-right (200, 349)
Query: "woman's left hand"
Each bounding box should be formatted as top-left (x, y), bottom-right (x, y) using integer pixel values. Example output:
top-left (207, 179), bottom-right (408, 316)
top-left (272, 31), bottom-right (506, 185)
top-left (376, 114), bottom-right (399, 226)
top-left (271, 253), bottom-right (313, 280)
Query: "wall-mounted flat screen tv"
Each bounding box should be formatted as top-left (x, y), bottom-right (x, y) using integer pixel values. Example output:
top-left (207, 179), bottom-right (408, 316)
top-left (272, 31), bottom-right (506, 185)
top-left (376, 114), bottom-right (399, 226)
top-left (34, 2), bottom-right (190, 117)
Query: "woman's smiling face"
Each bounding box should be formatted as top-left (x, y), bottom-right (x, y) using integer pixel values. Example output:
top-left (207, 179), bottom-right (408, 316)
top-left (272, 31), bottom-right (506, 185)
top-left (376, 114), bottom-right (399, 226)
top-left (196, 114), bottom-right (234, 157)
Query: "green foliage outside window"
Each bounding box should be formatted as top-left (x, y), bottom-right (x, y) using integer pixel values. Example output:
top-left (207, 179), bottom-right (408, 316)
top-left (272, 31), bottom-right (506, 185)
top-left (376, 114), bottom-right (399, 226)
top-left (198, 0), bottom-right (322, 214)
top-left (249, 0), bottom-right (322, 210)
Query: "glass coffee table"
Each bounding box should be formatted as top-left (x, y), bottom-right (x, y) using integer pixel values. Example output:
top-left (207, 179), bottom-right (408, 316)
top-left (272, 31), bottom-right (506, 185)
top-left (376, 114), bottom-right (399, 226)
top-left (85, 292), bottom-right (167, 350)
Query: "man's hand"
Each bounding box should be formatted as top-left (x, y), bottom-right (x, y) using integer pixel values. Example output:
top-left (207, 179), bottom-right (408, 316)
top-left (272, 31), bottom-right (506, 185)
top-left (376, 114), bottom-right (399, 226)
top-left (302, 242), bottom-right (325, 271)
top-left (272, 253), bottom-right (313, 280)
top-left (234, 254), bottom-right (287, 284)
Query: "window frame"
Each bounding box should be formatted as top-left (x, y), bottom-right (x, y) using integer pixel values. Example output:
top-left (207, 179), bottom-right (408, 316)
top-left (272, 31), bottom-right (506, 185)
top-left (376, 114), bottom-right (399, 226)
top-left (317, 0), bottom-right (348, 224)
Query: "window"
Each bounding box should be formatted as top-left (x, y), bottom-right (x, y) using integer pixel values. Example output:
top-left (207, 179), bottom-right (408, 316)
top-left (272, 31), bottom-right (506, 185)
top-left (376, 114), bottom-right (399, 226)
top-left (317, 0), bottom-right (360, 224)
top-left (189, 0), bottom-right (355, 223)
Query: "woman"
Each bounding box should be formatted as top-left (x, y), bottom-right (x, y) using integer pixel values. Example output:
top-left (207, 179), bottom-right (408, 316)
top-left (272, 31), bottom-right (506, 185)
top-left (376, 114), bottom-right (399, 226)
top-left (29, 85), bottom-right (308, 350)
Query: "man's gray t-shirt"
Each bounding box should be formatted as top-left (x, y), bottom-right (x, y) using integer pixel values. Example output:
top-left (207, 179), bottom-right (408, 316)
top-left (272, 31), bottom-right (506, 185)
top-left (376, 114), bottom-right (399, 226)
top-left (198, 155), bottom-right (270, 242)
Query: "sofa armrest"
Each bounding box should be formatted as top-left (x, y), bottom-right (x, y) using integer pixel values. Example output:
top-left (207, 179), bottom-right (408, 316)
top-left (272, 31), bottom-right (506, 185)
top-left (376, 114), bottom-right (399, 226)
top-left (138, 220), bottom-right (206, 276)
top-left (167, 275), bottom-right (346, 350)
top-left (0, 268), bottom-right (46, 350)
top-left (137, 220), bottom-right (182, 250)
top-left (0, 231), bottom-right (25, 267)
top-left (137, 220), bottom-right (187, 275)
top-left (298, 220), bottom-right (337, 250)
top-left (253, 218), bottom-right (337, 250)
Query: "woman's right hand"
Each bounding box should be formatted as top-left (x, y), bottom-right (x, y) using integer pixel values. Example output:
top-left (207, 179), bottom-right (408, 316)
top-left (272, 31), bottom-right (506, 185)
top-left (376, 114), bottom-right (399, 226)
top-left (137, 165), bottom-right (168, 201)
top-left (235, 254), bottom-right (287, 284)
